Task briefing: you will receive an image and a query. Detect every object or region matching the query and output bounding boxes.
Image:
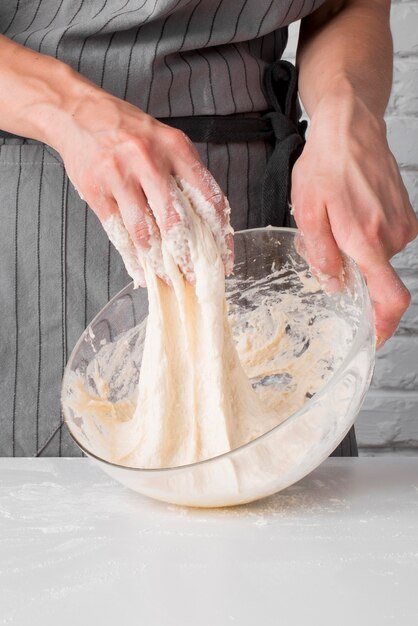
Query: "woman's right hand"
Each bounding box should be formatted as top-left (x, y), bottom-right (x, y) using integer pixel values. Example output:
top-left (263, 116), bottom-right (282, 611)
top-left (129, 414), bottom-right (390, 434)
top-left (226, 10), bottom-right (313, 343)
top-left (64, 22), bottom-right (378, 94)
top-left (52, 85), bottom-right (233, 287)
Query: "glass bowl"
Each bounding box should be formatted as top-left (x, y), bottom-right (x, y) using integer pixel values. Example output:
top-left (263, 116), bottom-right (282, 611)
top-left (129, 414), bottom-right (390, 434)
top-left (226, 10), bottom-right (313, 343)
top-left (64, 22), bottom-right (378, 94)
top-left (61, 227), bottom-right (375, 508)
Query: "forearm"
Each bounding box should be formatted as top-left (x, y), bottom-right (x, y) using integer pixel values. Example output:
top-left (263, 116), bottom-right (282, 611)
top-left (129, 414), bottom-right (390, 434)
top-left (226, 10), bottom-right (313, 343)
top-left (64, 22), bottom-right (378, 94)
top-left (296, 0), bottom-right (392, 119)
top-left (0, 35), bottom-right (98, 149)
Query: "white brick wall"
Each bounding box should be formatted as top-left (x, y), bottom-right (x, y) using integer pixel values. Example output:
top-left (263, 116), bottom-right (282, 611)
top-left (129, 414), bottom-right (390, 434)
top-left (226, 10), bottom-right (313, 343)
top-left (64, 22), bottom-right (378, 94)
top-left (284, 1), bottom-right (418, 455)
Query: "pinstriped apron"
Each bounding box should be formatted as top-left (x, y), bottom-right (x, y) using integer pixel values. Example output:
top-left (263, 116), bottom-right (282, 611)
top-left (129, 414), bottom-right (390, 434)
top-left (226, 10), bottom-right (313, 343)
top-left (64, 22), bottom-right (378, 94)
top-left (0, 0), bottom-right (356, 458)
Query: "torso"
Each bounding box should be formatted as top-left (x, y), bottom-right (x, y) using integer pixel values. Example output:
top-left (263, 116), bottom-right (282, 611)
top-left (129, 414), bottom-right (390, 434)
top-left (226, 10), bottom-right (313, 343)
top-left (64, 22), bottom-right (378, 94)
top-left (1, 0), bottom-right (326, 116)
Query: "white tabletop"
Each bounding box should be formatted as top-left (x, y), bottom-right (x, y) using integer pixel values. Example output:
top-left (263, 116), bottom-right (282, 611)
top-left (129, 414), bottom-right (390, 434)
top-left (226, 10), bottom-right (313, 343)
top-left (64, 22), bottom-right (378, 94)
top-left (1, 457), bottom-right (417, 626)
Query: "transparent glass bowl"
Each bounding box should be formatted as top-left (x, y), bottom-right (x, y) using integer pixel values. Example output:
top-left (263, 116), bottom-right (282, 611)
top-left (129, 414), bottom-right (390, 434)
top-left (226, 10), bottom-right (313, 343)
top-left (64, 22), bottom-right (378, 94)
top-left (62, 228), bottom-right (375, 508)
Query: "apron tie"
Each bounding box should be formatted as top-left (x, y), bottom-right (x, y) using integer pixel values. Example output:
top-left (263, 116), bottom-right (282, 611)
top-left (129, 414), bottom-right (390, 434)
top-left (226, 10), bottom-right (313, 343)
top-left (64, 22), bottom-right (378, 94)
top-left (259, 60), bottom-right (307, 228)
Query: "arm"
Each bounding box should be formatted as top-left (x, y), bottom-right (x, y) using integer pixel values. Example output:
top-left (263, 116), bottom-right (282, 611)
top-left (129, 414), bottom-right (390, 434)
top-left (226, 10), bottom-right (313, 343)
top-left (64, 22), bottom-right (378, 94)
top-left (297, 0), bottom-right (392, 118)
top-left (0, 35), bottom-right (232, 285)
top-left (293, 0), bottom-right (418, 347)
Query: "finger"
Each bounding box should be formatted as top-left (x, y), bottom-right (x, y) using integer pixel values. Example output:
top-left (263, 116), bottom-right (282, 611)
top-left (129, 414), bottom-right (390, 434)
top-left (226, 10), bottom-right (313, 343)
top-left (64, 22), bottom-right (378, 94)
top-left (359, 257), bottom-right (410, 349)
top-left (99, 200), bottom-right (146, 289)
top-left (113, 183), bottom-right (169, 284)
top-left (116, 185), bottom-right (158, 249)
top-left (117, 156), bottom-right (193, 281)
top-left (139, 172), bottom-right (195, 282)
top-left (133, 164), bottom-right (182, 233)
top-left (144, 127), bottom-right (233, 266)
top-left (174, 163), bottom-right (234, 276)
top-left (294, 203), bottom-right (344, 294)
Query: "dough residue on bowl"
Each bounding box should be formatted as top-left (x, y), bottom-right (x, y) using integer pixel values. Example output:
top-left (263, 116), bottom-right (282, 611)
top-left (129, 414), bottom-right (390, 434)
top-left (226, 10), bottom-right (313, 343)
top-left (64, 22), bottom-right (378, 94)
top-left (63, 184), bottom-right (355, 470)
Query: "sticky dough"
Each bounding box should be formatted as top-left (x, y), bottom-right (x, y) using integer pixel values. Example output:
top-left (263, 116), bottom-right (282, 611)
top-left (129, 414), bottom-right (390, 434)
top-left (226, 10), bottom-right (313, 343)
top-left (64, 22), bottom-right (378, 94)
top-left (118, 193), bottom-right (278, 467)
top-left (65, 184), bottom-right (354, 470)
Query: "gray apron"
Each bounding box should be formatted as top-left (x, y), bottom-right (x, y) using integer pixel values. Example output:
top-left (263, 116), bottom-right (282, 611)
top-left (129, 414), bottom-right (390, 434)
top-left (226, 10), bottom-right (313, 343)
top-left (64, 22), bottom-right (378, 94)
top-left (0, 0), bottom-right (356, 458)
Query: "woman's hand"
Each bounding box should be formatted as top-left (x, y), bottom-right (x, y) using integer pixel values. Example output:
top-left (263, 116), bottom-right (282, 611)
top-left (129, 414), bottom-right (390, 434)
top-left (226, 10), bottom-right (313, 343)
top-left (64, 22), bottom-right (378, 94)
top-left (0, 35), bottom-right (233, 286)
top-left (53, 86), bottom-right (233, 286)
top-left (291, 87), bottom-right (418, 348)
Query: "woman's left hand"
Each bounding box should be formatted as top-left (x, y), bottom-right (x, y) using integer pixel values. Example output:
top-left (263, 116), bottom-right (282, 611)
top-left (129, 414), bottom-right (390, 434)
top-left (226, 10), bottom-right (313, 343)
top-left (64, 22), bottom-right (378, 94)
top-left (291, 87), bottom-right (418, 348)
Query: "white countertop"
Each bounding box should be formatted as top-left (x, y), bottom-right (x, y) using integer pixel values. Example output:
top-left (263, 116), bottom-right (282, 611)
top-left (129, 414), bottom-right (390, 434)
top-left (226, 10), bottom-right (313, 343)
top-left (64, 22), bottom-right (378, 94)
top-left (1, 457), bottom-right (417, 626)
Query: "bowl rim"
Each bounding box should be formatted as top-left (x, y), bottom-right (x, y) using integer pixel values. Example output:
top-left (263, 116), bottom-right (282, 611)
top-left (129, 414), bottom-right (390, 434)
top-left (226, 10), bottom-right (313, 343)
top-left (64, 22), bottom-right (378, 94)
top-left (61, 226), bottom-right (375, 473)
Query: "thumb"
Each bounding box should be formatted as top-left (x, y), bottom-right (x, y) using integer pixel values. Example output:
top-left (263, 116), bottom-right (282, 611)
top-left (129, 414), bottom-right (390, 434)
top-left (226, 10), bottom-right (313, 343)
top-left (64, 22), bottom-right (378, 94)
top-left (295, 204), bottom-right (344, 294)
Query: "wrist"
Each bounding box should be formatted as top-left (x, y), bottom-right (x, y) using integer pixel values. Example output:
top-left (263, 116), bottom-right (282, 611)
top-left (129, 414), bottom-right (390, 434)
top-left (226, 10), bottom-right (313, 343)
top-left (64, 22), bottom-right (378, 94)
top-left (25, 60), bottom-right (101, 152)
top-left (311, 72), bottom-right (385, 128)
top-left (309, 73), bottom-right (386, 133)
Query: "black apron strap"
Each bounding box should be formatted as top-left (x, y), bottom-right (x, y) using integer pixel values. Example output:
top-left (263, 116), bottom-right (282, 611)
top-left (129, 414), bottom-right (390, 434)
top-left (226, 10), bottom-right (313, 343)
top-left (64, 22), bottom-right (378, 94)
top-left (259, 59), bottom-right (307, 228)
top-left (158, 114), bottom-right (276, 144)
